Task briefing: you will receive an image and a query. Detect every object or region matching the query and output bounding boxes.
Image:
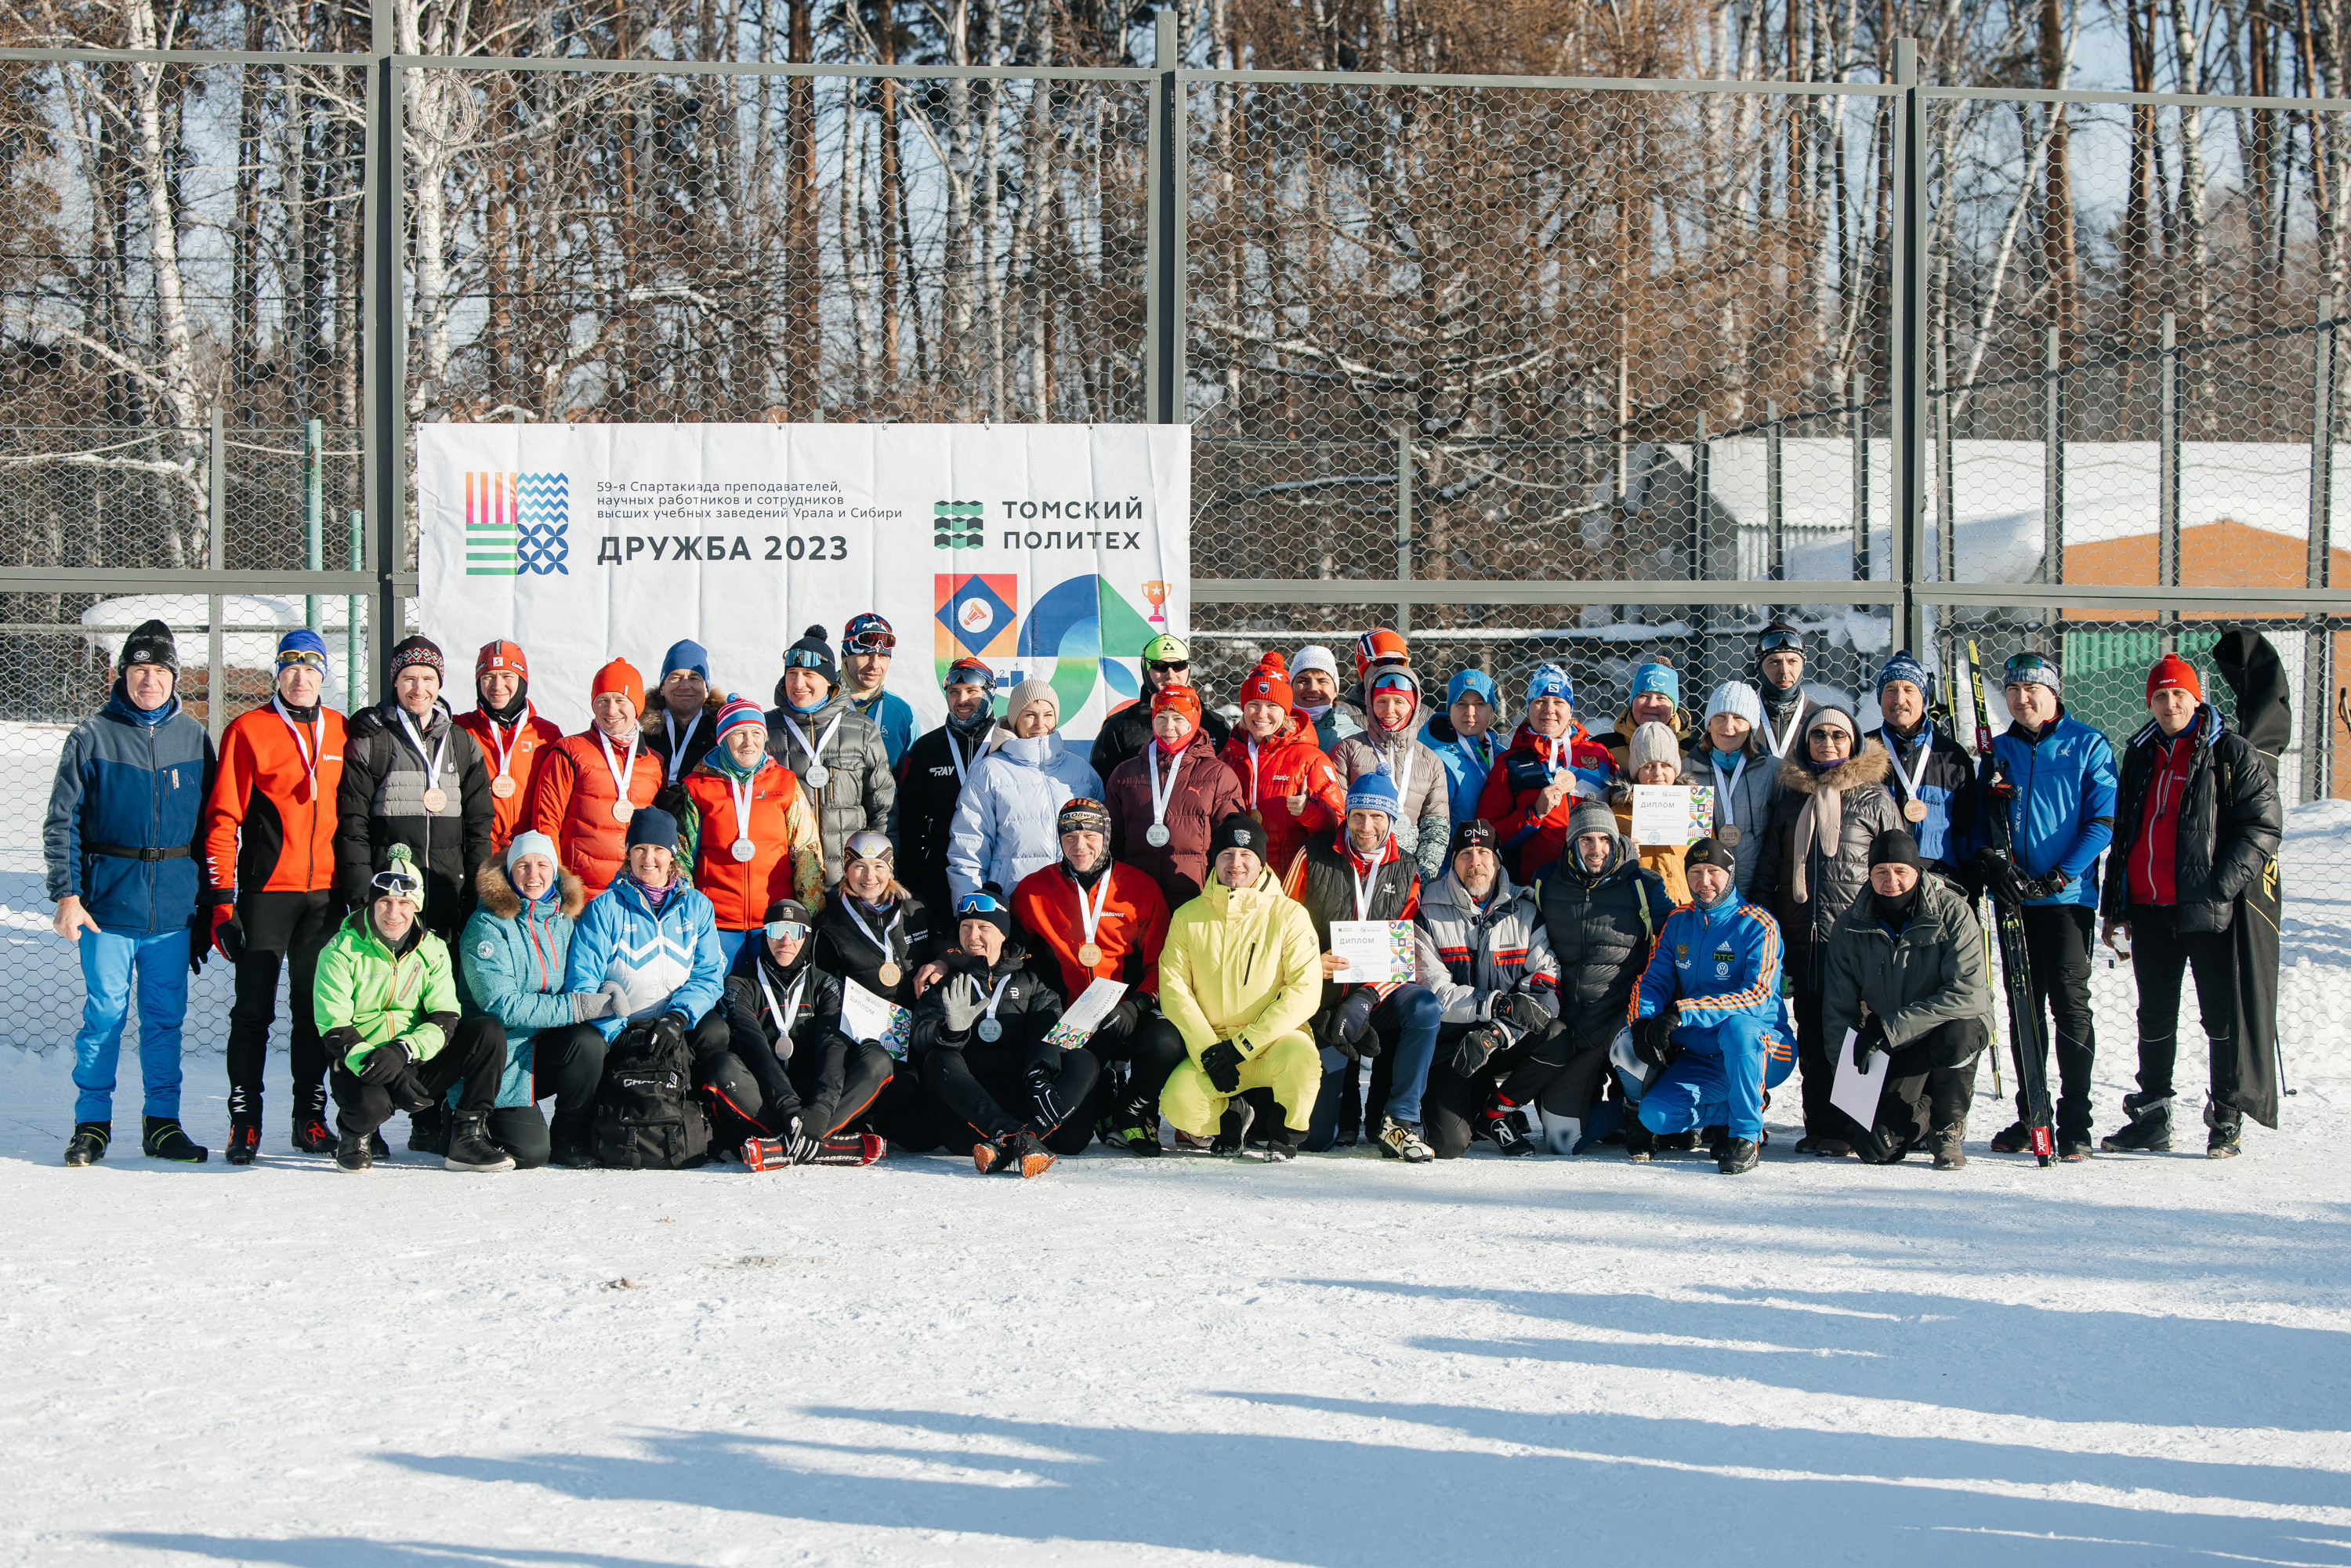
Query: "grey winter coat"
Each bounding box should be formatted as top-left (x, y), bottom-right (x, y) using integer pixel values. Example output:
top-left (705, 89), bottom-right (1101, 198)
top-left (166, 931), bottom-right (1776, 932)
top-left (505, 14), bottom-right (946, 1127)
top-left (763, 688), bottom-right (895, 886)
top-left (1821, 871), bottom-right (1994, 1052)
top-left (1411, 869), bottom-right (1559, 1026)
top-left (1331, 723), bottom-right (1451, 882)
top-left (1751, 741), bottom-right (1904, 995)
top-left (945, 730), bottom-right (1102, 902)
top-left (1687, 735), bottom-right (1783, 896)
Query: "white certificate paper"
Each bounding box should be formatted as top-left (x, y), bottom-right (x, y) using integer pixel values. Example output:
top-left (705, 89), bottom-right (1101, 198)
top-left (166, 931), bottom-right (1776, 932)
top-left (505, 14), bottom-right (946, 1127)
top-left (1329, 919), bottom-right (1415, 985)
top-left (1045, 977), bottom-right (1129, 1050)
top-left (840, 980), bottom-right (914, 1060)
top-left (1830, 1027), bottom-right (1891, 1128)
top-left (1630, 784), bottom-right (1713, 846)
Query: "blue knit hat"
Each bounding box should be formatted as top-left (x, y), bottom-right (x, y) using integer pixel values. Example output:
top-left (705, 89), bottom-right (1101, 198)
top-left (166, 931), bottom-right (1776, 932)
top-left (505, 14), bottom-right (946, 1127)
top-left (624, 806), bottom-right (680, 853)
top-left (1527, 663), bottom-right (1573, 706)
top-left (1876, 650), bottom-right (1932, 699)
top-left (1629, 661), bottom-right (1679, 705)
top-left (276, 628), bottom-right (329, 672)
top-left (661, 639), bottom-right (709, 682)
top-left (1447, 668), bottom-right (1496, 707)
top-left (1345, 768), bottom-right (1401, 817)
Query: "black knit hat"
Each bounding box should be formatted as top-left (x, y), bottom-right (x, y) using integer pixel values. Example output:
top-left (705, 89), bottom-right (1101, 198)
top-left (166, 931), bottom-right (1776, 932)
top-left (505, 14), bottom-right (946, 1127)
top-left (624, 806), bottom-right (680, 853)
top-left (763, 897), bottom-right (813, 926)
top-left (783, 625), bottom-right (839, 687)
top-left (1447, 818), bottom-right (1498, 862)
top-left (118, 619), bottom-right (178, 675)
top-left (1210, 811), bottom-right (1263, 862)
top-left (1869, 827), bottom-right (1924, 873)
top-left (387, 635), bottom-right (445, 682)
top-left (1686, 836), bottom-right (1737, 872)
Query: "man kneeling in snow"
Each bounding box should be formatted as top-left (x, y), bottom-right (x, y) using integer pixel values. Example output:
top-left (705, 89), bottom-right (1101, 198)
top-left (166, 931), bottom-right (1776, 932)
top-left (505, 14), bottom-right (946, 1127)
top-left (1614, 837), bottom-right (1795, 1175)
top-left (318, 845), bottom-right (510, 1173)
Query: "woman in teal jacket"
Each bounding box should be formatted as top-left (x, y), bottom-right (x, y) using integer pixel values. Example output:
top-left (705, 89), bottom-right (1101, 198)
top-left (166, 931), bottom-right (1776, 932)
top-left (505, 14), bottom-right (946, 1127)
top-left (452, 831), bottom-right (625, 1166)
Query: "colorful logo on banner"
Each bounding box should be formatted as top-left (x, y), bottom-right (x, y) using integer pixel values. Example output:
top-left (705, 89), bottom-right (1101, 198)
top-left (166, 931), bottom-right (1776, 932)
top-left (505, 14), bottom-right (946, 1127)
top-left (465, 471), bottom-right (570, 576)
top-left (933, 501), bottom-right (986, 549)
top-left (936, 575), bottom-right (1019, 668)
top-left (926, 574), bottom-right (1158, 717)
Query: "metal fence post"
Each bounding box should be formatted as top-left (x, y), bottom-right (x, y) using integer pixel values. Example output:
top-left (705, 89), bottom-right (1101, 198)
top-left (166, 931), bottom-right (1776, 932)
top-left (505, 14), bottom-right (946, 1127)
top-left (1935, 328), bottom-right (1954, 589)
top-left (2160, 310), bottom-right (2180, 648)
top-left (207, 408), bottom-right (225, 743)
top-left (2044, 324), bottom-right (2064, 585)
top-left (304, 418), bottom-right (324, 639)
top-left (1144, 7), bottom-right (1184, 425)
top-left (1852, 371), bottom-right (1871, 584)
top-left (349, 509), bottom-right (365, 712)
top-left (364, 28), bottom-right (406, 697)
top-left (1892, 38), bottom-right (1926, 654)
top-left (1396, 422), bottom-right (1413, 636)
top-left (1690, 411), bottom-right (1710, 645)
top-left (2307, 295), bottom-right (2338, 803)
top-left (1766, 397), bottom-right (1784, 594)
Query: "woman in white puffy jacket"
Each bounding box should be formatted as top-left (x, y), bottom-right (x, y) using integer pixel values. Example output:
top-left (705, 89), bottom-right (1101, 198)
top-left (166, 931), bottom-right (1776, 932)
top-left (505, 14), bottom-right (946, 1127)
top-left (945, 679), bottom-right (1103, 902)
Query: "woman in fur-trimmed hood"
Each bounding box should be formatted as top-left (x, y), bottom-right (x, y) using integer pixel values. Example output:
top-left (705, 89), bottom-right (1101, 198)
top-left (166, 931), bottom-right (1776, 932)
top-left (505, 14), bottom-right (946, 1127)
top-left (1750, 699), bottom-right (1904, 1155)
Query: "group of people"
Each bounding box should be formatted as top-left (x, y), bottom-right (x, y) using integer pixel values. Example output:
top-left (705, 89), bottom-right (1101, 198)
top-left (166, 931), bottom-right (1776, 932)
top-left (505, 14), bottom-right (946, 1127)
top-left (45, 608), bottom-right (2283, 1178)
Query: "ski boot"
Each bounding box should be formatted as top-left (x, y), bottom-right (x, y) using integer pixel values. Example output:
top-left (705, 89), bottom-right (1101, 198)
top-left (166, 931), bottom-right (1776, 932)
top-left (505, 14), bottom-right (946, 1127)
top-left (1625, 1121), bottom-right (1654, 1164)
top-left (1930, 1128), bottom-right (1967, 1170)
top-left (1374, 1115), bottom-right (1434, 1164)
top-left (408, 1101), bottom-right (450, 1156)
top-left (63, 1121), bottom-right (110, 1166)
top-left (1107, 1097), bottom-right (1163, 1157)
top-left (1009, 1130), bottom-right (1056, 1179)
top-left (2057, 1140), bottom-right (2093, 1163)
top-left (2100, 1092), bottom-right (2173, 1153)
top-left (1484, 1104), bottom-right (1537, 1157)
top-left (224, 1119), bottom-right (261, 1165)
top-left (443, 1114), bottom-right (516, 1173)
top-left (1718, 1137), bottom-right (1760, 1175)
top-left (1987, 1121), bottom-right (2034, 1154)
top-left (142, 1117), bottom-right (208, 1163)
top-left (1211, 1099), bottom-right (1256, 1157)
top-left (2204, 1099), bottom-right (2242, 1160)
top-left (292, 1111), bottom-right (338, 1155)
top-left (333, 1130), bottom-right (372, 1172)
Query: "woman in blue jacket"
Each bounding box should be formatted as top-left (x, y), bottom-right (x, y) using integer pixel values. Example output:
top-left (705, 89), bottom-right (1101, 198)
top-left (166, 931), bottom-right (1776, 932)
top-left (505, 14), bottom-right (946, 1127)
top-left (451, 831), bottom-right (625, 1167)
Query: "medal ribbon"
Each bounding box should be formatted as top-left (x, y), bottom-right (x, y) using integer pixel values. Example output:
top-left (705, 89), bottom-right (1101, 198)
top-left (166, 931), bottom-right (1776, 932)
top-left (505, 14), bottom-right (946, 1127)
top-left (1348, 845), bottom-right (1384, 922)
top-left (1146, 742), bottom-right (1181, 833)
top-left (1880, 726), bottom-right (1933, 803)
top-left (846, 900), bottom-right (902, 968)
top-left (598, 726), bottom-right (641, 807)
top-left (1711, 753), bottom-right (1748, 829)
top-left (725, 763), bottom-right (759, 850)
top-left (397, 709), bottom-right (451, 800)
top-left (1762, 705), bottom-right (1802, 759)
top-left (755, 965), bottom-right (810, 1053)
top-left (271, 697), bottom-right (322, 795)
top-left (1074, 867), bottom-right (1113, 953)
top-left (485, 706), bottom-right (531, 784)
top-left (664, 708), bottom-right (701, 784)
top-left (783, 711), bottom-right (847, 780)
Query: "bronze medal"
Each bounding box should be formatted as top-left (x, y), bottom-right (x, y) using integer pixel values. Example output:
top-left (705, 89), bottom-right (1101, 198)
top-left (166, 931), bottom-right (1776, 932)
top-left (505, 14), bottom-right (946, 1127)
top-left (1078, 942), bottom-right (1103, 968)
top-left (611, 798), bottom-right (634, 824)
top-left (421, 787), bottom-right (448, 813)
top-left (877, 961), bottom-right (902, 989)
top-left (1904, 798), bottom-right (1929, 824)
top-left (491, 775), bottom-right (516, 799)
top-left (1719, 824), bottom-right (1743, 847)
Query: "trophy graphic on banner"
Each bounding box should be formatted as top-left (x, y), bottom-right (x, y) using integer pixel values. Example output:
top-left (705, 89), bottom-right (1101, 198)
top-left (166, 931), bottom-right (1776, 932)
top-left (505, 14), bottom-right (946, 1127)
top-left (1141, 580), bottom-right (1168, 626)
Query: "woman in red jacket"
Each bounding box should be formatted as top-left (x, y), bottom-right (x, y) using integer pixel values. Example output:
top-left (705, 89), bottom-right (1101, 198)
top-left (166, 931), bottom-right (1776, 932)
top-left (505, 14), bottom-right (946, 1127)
top-left (678, 696), bottom-right (826, 967)
top-left (526, 658), bottom-right (665, 898)
top-left (1104, 683), bottom-right (1246, 909)
top-left (1219, 654), bottom-right (1344, 878)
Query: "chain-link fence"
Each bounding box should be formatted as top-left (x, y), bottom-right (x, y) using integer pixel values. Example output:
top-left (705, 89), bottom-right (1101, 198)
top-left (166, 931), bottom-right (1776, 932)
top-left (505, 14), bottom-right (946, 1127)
top-left (2, 19), bottom-right (2349, 1102)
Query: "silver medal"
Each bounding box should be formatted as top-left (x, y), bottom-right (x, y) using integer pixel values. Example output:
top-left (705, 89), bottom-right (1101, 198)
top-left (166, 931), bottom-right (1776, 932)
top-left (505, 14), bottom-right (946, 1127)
top-left (803, 763), bottom-right (830, 790)
top-left (977, 1018), bottom-right (1003, 1042)
top-left (1719, 824), bottom-right (1742, 847)
top-left (1145, 824), bottom-right (1171, 848)
top-left (731, 838), bottom-right (756, 862)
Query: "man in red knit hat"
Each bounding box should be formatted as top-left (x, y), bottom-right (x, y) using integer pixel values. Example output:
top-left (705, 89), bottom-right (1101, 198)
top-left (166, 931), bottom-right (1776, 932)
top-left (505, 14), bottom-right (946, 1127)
top-left (527, 659), bottom-right (665, 898)
top-left (455, 641), bottom-right (563, 855)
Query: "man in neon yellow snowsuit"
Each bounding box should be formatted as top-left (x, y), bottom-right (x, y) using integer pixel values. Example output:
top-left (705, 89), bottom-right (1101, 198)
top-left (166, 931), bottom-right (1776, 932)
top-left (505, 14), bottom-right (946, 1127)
top-left (1157, 813), bottom-right (1323, 1158)
top-left (317, 844), bottom-right (511, 1174)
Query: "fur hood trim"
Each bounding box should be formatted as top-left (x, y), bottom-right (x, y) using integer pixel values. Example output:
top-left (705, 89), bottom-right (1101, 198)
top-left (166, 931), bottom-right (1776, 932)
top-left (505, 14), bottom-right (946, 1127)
top-left (476, 860), bottom-right (588, 920)
top-left (1776, 739), bottom-right (1891, 796)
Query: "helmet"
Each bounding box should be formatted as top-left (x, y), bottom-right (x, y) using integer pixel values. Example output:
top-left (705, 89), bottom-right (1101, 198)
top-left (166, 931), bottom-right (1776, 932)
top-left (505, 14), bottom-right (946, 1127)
top-left (1140, 633), bottom-right (1190, 666)
top-left (1353, 628), bottom-right (1410, 679)
top-left (842, 612), bottom-right (896, 654)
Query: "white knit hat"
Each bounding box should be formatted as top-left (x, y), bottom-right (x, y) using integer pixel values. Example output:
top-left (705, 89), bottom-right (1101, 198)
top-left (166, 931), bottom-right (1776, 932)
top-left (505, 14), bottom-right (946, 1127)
top-left (1704, 681), bottom-right (1764, 728)
top-left (1291, 645), bottom-right (1340, 683)
top-left (1628, 721), bottom-right (1682, 777)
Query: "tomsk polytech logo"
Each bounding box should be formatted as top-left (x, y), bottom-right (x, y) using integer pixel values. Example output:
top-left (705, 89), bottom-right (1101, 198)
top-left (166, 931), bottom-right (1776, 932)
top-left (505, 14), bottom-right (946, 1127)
top-left (465, 470), bottom-right (570, 576)
top-left (934, 500), bottom-right (984, 549)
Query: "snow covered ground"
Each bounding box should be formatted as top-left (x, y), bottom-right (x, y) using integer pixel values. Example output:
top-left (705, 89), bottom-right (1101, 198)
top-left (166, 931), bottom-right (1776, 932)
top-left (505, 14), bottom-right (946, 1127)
top-left (2, 1027), bottom-right (2347, 1567)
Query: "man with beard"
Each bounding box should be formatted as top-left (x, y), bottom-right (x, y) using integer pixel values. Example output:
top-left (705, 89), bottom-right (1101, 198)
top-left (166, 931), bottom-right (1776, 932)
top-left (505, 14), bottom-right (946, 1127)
top-left (1012, 798), bottom-right (1185, 1157)
top-left (893, 657), bottom-right (1000, 920)
top-left (1411, 820), bottom-right (1565, 1159)
top-left (721, 897), bottom-right (892, 1166)
top-left (1824, 829), bottom-right (1995, 1169)
top-left (454, 641), bottom-right (563, 856)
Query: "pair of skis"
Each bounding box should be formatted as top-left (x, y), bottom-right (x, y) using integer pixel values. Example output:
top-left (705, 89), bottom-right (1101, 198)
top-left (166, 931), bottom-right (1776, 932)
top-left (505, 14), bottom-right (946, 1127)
top-left (1963, 640), bottom-right (2058, 1167)
top-left (741, 1132), bottom-right (886, 1169)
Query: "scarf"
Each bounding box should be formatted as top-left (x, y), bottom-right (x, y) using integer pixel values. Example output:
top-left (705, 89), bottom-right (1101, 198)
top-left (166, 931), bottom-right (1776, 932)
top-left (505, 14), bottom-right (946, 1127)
top-left (1299, 701), bottom-right (1332, 722)
top-left (1791, 770), bottom-right (1845, 907)
top-left (630, 871), bottom-right (675, 913)
top-left (947, 704), bottom-right (996, 741)
top-left (708, 744), bottom-right (763, 782)
top-left (1875, 881), bottom-right (1922, 929)
top-left (483, 685), bottom-right (529, 725)
top-left (280, 699), bottom-right (320, 724)
top-left (1063, 856), bottom-right (1111, 892)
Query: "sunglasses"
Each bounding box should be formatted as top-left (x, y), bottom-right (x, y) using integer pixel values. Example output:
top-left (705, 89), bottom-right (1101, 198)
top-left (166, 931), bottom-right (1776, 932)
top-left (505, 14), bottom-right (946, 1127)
top-left (763, 919), bottom-right (810, 941)
top-left (955, 893), bottom-right (1007, 915)
top-left (370, 871), bottom-right (421, 900)
top-left (784, 648), bottom-right (831, 670)
top-left (1758, 630), bottom-right (1804, 654)
top-left (276, 651), bottom-right (328, 671)
top-left (1147, 661), bottom-right (1190, 674)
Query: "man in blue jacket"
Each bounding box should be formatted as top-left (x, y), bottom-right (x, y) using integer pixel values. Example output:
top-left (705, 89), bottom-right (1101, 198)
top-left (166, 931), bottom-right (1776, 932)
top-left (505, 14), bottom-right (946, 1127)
top-left (44, 620), bottom-right (216, 1165)
top-left (555, 806), bottom-right (753, 1149)
top-left (1614, 838), bottom-right (1796, 1175)
top-left (1973, 651), bottom-right (2117, 1160)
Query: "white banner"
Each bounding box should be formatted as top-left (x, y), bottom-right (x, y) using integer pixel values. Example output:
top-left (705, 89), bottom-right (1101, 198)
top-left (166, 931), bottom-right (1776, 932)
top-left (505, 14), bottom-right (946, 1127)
top-left (417, 423), bottom-right (1190, 736)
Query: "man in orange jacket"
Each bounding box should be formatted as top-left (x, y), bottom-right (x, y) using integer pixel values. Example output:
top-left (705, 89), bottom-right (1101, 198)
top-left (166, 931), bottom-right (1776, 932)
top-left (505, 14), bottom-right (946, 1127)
top-left (527, 658), bottom-right (665, 898)
top-left (201, 628), bottom-right (349, 1163)
top-left (454, 640), bottom-right (562, 853)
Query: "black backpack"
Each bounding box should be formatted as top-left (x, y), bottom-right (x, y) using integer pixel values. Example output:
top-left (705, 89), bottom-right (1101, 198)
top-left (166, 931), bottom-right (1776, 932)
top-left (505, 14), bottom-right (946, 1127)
top-left (591, 1019), bottom-right (712, 1170)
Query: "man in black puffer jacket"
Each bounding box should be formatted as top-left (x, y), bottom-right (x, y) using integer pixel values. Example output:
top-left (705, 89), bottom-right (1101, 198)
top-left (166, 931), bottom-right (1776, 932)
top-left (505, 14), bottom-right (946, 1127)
top-left (335, 636), bottom-right (494, 941)
top-left (2097, 655), bottom-right (2282, 1158)
top-left (1534, 802), bottom-right (1675, 1154)
top-left (893, 657), bottom-right (1002, 920)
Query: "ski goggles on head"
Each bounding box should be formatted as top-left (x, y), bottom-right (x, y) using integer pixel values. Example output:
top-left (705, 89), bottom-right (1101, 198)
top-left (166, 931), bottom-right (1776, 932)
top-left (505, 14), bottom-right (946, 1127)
top-left (763, 918), bottom-right (810, 942)
top-left (843, 630), bottom-right (896, 654)
top-left (1757, 628), bottom-right (1804, 654)
top-left (370, 868), bottom-right (422, 902)
top-left (276, 647), bottom-right (328, 672)
top-left (955, 893), bottom-right (1008, 916)
top-left (784, 646), bottom-right (831, 670)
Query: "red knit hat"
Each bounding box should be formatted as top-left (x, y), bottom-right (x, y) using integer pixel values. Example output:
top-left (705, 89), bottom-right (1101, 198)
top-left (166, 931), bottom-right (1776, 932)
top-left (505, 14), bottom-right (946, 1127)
top-left (1238, 661), bottom-right (1293, 712)
top-left (1152, 683), bottom-right (1203, 725)
top-left (592, 657), bottom-right (645, 712)
top-left (476, 639), bottom-right (527, 679)
top-left (2147, 654), bottom-right (2202, 704)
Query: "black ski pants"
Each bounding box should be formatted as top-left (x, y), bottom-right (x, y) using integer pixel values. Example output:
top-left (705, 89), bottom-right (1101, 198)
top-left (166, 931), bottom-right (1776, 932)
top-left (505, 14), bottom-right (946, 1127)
top-left (1085, 1007), bottom-right (1188, 1123)
top-left (1794, 985), bottom-right (1838, 1139)
top-left (1420, 1017), bottom-right (1616, 1158)
top-left (1850, 1017), bottom-right (1988, 1162)
top-left (725, 1021), bottom-right (896, 1139)
top-left (2019, 903), bottom-right (2098, 1140)
top-left (465, 1019), bottom-right (607, 1168)
top-left (2126, 904), bottom-right (2238, 1105)
top-left (919, 1040), bottom-right (1100, 1153)
top-left (330, 1022), bottom-right (499, 1139)
top-left (225, 889), bottom-right (339, 1124)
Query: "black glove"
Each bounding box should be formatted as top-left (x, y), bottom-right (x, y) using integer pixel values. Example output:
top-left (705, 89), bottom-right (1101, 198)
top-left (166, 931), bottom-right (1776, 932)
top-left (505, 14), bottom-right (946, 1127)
top-left (187, 919), bottom-right (208, 976)
top-left (360, 1040), bottom-right (415, 1085)
top-left (1100, 993), bottom-right (1141, 1044)
top-left (1449, 1023), bottom-right (1505, 1078)
top-left (650, 1013), bottom-right (689, 1059)
top-left (1634, 1010), bottom-right (1679, 1067)
top-left (783, 1115), bottom-right (823, 1164)
top-left (1496, 991), bottom-right (1552, 1040)
top-left (209, 903), bottom-right (245, 963)
top-left (1027, 1059), bottom-right (1067, 1130)
top-left (2018, 869), bottom-right (2070, 902)
top-left (388, 1068), bottom-right (437, 1114)
top-left (1332, 987), bottom-right (1378, 1045)
top-left (1972, 846), bottom-right (2024, 905)
top-left (1200, 1040), bottom-right (1245, 1094)
top-left (1852, 1014), bottom-right (1889, 1070)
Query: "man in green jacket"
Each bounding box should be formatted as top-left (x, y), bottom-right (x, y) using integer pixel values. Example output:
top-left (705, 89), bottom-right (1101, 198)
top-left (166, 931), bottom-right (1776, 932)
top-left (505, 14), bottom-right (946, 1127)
top-left (318, 843), bottom-right (511, 1173)
top-left (1823, 828), bottom-right (1994, 1170)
